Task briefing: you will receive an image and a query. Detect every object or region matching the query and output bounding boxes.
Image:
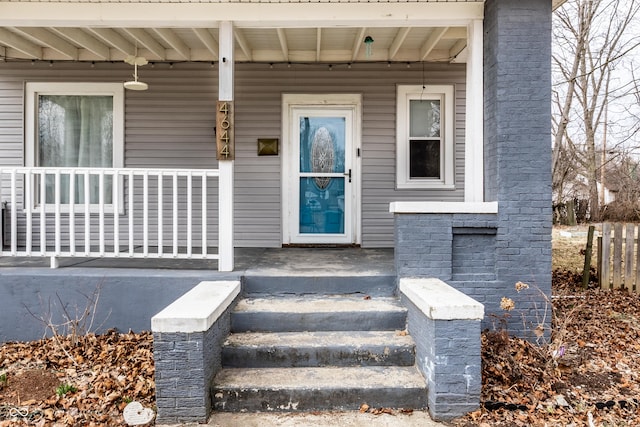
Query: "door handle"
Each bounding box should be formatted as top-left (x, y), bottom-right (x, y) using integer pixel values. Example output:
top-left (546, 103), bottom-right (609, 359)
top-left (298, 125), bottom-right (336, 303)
top-left (344, 169), bottom-right (352, 183)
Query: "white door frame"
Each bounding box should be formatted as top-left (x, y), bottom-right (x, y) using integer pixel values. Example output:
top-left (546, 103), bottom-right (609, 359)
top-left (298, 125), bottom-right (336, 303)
top-left (282, 93), bottom-right (362, 245)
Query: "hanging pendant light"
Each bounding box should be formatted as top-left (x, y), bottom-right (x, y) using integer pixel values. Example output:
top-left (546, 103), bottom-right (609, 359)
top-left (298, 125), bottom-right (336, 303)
top-left (364, 35), bottom-right (374, 59)
top-left (124, 55), bottom-right (149, 91)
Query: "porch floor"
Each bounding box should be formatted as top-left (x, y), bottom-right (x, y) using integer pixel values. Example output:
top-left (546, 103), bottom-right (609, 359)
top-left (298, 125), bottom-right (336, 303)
top-left (0, 247), bottom-right (394, 277)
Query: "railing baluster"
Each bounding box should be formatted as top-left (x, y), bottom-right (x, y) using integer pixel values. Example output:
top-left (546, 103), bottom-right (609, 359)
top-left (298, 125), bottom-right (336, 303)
top-left (99, 171), bottom-right (105, 256)
top-left (69, 170), bottom-right (76, 255)
top-left (84, 171), bottom-right (90, 256)
top-left (143, 171), bottom-right (149, 257)
top-left (113, 171), bottom-right (119, 257)
top-left (25, 171), bottom-right (33, 255)
top-left (54, 170), bottom-right (61, 256)
top-left (40, 171), bottom-right (46, 256)
top-left (187, 172), bottom-right (192, 257)
top-left (158, 173), bottom-right (163, 257)
top-left (173, 173), bottom-right (178, 257)
top-left (202, 174), bottom-right (207, 257)
top-left (10, 170), bottom-right (17, 255)
top-left (129, 171), bottom-right (134, 257)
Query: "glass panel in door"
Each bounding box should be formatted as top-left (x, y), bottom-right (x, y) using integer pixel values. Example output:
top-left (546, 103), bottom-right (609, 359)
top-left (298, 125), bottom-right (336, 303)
top-left (298, 116), bottom-right (346, 235)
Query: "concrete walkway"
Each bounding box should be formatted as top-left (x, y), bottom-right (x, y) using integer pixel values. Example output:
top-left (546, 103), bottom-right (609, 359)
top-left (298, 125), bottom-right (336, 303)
top-left (158, 410), bottom-right (449, 427)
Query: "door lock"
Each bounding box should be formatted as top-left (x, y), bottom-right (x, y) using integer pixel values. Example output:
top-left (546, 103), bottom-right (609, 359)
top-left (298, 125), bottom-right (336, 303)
top-left (344, 169), bottom-right (352, 183)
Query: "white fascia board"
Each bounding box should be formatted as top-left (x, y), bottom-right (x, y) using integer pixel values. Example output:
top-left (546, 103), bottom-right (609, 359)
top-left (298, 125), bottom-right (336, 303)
top-left (0, 3), bottom-right (484, 28)
top-left (389, 201), bottom-right (498, 214)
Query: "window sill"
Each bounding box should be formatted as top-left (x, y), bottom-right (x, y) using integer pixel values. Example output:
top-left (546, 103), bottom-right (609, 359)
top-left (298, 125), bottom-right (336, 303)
top-left (389, 201), bottom-right (498, 214)
top-left (396, 182), bottom-right (456, 190)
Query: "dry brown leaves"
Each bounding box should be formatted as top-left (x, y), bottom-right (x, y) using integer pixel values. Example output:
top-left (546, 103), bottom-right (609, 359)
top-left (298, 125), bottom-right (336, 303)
top-left (0, 330), bottom-right (154, 426)
top-left (454, 271), bottom-right (640, 426)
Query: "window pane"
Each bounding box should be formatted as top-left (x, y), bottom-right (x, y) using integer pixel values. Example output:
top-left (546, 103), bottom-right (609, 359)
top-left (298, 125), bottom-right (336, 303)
top-left (410, 100), bottom-right (440, 138)
top-left (38, 95), bottom-right (114, 203)
top-left (409, 140), bottom-right (440, 178)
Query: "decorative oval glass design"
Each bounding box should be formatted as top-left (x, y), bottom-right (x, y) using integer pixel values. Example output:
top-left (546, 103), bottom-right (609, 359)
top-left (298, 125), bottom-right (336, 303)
top-left (311, 127), bottom-right (335, 189)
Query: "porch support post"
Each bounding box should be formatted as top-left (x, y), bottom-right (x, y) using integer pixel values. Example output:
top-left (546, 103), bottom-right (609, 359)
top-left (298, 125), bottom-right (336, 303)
top-left (218, 21), bottom-right (234, 272)
top-left (464, 19), bottom-right (484, 202)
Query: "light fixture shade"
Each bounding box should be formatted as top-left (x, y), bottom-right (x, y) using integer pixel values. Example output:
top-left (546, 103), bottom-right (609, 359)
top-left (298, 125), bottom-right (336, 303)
top-left (124, 80), bottom-right (148, 91)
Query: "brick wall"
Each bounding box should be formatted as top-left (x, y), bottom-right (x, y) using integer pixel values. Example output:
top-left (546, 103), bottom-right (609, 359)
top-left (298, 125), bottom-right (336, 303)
top-left (400, 279), bottom-right (483, 420)
top-left (395, 213), bottom-right (498, 281)
top-left (153, 303), bottom-right (236, 424)
top-left (484, 0), bottom-right (553, 335)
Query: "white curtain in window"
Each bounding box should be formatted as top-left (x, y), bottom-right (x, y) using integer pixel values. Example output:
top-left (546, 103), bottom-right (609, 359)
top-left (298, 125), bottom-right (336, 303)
top-left (38, 95), bottom-right (113, 204)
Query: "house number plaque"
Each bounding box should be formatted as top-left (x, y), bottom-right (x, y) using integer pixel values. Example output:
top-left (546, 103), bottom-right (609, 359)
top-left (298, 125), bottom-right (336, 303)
top-left (216, 100), bottom-right (234, 160)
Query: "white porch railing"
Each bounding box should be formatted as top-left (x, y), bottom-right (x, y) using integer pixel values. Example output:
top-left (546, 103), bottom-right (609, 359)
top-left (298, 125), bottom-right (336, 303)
top-left (0, 167), bottom-right (231, 270)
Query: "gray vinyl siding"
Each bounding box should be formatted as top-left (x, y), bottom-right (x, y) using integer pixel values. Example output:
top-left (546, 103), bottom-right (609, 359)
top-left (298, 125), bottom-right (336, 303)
top-left (0, 61), bottom-right (466, 249)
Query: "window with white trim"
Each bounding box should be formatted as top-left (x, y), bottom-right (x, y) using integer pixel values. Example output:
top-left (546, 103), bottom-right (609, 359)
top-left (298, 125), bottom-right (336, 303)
top-left (396, 85), bottom-right (455, 189)
top-left (25, 82), bottom-right (124, 206)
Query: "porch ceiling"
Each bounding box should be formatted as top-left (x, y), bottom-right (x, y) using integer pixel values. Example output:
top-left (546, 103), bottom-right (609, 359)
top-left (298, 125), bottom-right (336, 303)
top-left (0, 0), bottom-right (490, 64)
top-left (0, 25), bottom-right (469, 64)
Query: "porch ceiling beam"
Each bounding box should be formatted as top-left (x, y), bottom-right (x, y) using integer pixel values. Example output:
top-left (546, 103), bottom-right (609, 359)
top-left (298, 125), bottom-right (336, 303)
top-left (388, 27), bottom-right (411, 61)
top-left (193, 28), bottom-right (218, 59)
top-left (51, 27), bottom-right (110, 59)
top-left (449, 39), bottom-right (467, 61)
top-left (0, 3), bottom-right (484, 28)
top-left (12, 27), bottom-right (78, 60)
top-left (0, 28), bottom-right (42, 59)
top-left (152, 28), bottom-right (190, 60)
top-left (420, 27), bottom-right (448, 61)
top-left (443, 27), bottom-right (467, 39)
top-left (234, 28), bottom-right (252, 61)
top-left (351, 27), bottom-right (367, 62)
top-left (316, 28), bottom-right (322, 62)
top-left (121, 28), bottom-right (166, 61)
top-left (87, 28), bottom-right (135, 56)
top-left (276, 28), bottom-right (289, 62)
top-left (123, 28), bottom-right (166, 60)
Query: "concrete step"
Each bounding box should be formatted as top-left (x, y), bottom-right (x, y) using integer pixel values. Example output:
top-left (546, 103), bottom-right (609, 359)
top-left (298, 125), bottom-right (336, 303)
top-left (222, 330), bottom-right (415, 368)
top-left (242, 274), bottom-right (397, 297)
top-left (230, 296), bottom-right (407, 332)
top-left (211, 366), bottom-right (428, 412)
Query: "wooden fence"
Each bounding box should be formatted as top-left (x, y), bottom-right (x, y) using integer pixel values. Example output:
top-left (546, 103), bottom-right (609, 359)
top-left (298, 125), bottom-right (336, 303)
top-left (597, 223), bottom-right (640, 292)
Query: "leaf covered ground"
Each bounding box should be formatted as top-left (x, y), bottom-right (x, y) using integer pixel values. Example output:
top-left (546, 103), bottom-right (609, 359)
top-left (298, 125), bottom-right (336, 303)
top-left (0, 330), bottom-right (154, 426)
top-left (453, 269), bottom-right (640, 427)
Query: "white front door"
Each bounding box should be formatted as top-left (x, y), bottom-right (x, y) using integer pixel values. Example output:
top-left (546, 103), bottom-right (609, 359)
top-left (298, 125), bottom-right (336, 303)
top-left (282, 94), bottom-right (361, 245)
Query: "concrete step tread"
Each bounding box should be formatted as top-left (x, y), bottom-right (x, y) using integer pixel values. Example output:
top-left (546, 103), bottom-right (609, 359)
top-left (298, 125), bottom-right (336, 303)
top-left (224, 330), bottom-right (414, 348)
top-left (234, 296), bottom-right (406, 314)
top-left (213, 366), bottom-right (426, 389)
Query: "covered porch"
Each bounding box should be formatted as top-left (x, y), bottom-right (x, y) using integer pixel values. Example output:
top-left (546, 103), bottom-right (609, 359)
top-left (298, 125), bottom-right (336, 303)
top-left (0, 1), bottom-right (486, 272)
